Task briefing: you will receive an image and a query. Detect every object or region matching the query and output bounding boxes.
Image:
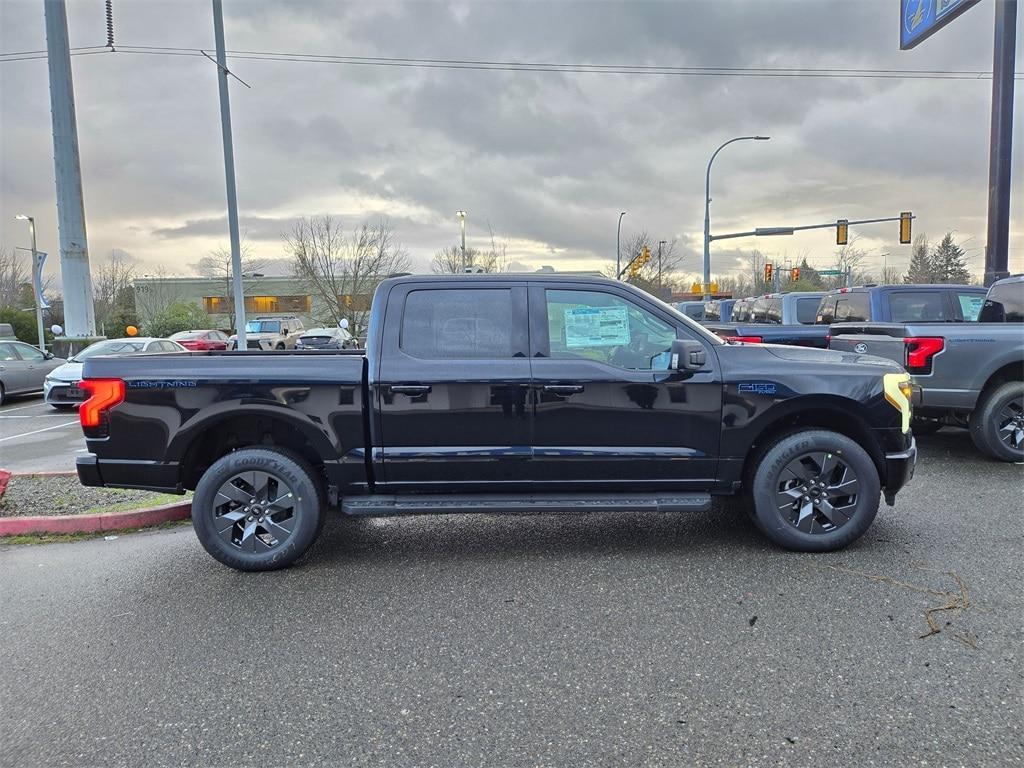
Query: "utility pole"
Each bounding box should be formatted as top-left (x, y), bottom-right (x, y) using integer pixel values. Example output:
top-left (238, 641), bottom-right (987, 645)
top-left (984, 0), bottom-right (1016, 286)
top-left (212, 0), bottom-right (247, 349)
top-left (43, 0), bottom-right (96, 340)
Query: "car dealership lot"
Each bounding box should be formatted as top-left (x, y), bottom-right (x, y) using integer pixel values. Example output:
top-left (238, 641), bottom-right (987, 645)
top-left (0, 397), bottom-right (85, 473)
top-left (1, 431), bottom-right (1021, 767)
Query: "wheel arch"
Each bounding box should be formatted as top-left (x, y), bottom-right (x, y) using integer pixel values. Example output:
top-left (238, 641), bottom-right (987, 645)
top-left (979, 359), bottom-right (1024, 401)
top-left (173, 406), bottom-right (334, 491)
top-left (740, 396), bottom-right (887, 488)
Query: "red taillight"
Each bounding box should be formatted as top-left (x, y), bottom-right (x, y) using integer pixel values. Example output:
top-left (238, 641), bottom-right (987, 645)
top-left (80, 378), bottom-right (125, 430)
top-left (730, 335), bottom-right (763, 344)
top-left (904, 337), bottom-right (944, 374)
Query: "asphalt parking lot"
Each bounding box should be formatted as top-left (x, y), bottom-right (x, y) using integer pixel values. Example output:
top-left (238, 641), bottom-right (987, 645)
top-left (0, 396), bottom-right (84, 473)
top-left (1, 430), bottom-right (1021, 767)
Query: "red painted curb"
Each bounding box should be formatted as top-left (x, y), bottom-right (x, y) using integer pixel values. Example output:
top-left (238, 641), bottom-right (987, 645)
top-left (0, 501), bottom-right (192, 536)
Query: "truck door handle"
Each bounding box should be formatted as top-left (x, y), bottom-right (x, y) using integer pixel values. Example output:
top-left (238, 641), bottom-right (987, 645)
top-left (389, 384), bottom-right (432, 395)
top-left (542, 384), bottom-right (584, 395)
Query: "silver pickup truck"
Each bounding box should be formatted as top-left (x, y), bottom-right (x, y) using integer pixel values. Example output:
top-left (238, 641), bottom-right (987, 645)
top-left (829, 275), bottom-right (1023, 462)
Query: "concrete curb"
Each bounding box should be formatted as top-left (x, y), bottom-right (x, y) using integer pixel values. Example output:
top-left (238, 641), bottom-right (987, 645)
top-left (0, 500), bottom-right (192, 536)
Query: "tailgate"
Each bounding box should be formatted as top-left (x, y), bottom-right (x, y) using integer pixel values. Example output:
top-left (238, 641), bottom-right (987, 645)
top-left (828, 323), bottom-right (907, 365)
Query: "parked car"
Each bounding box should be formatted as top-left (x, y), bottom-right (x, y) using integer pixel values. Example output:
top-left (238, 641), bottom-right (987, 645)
top-left (0, 341), bottom-right (65, 405)
top-left (44, 337), bottom-right (187, 409)
top-left (295, 326), bottom-right (354, 350)
top-left (828, 275), bottom-right (1023, 461)
top-left (814, 284), bottom-right (986, 325)
top-left (704, 292), bottom-right (828, 347)
top-left (170, 329), bottom-right (230, 351)
top-left (77, 273), bottom-right (917, 571)
top-left (703, 298), bottom-right (736, 323)
top-left (673, 301), bottom-right (705, 320)
top-left (227, 316), bottom-right (305, 350)
top-left (0, 323), bottom-right (18, 342)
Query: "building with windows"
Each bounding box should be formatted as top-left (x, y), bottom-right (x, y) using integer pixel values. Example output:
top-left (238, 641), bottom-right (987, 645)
top-left (133, 276), bottom-right (327, 332)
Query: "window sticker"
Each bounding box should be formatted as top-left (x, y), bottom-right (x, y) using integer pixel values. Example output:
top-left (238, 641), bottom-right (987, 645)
top-left (958, 295), bottom-right (984, 322)
top-left (564, 305), bottom-right (630, 348)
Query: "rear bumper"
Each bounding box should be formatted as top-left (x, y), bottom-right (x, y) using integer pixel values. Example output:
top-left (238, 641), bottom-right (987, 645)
top-left (76, 454), bottom-right (183, 493)
top-left (44, 381), bottom-right (84, 405)
top-left (883, 436), bottom-right (917, 504)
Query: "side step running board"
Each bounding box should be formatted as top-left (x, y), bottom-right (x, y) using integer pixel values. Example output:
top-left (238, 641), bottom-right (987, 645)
top-left (341, 492), bottom-right (711, 517)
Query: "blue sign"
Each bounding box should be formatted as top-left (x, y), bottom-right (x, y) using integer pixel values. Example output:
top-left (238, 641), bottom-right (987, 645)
top-left (901, 0), bottom-right (982, 50)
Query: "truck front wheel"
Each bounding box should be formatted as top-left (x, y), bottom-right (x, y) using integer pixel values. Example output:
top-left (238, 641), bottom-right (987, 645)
top-left (191, 447), bottom-right (325, 571)
top-left (749, 429), bottom-right (881, 552)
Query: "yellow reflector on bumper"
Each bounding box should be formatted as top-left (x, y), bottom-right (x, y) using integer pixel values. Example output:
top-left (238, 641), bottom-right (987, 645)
top-left (884, 372), bottom-right (913, 433)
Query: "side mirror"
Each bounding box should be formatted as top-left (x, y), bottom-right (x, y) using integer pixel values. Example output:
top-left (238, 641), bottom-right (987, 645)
top-left (44, 351), bottom-right (54, 360)
top-left (671, 339), bottom-right (707, 371)
top-left (282, 328), bottom-right (289, 335)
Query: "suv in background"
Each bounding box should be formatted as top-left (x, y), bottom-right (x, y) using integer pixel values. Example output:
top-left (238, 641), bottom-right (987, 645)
top-left (228, 316), bottom-right (305, 350)
top-left (814, 284), bottom-right (986, 325)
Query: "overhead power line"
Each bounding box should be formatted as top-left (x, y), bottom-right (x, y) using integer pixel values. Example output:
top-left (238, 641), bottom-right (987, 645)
top-left (2, 43), bottom-right (1020, 80)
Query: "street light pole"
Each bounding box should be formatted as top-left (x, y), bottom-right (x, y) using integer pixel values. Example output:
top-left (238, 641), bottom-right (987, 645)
top-left (456, 210), bottom-right (467, 272)
top-left (15, 215), bottom-right (46, 353)
top-left (703, 135), bottom-right (770, 300)
top-left (616, 211), bottom-right (627, 281)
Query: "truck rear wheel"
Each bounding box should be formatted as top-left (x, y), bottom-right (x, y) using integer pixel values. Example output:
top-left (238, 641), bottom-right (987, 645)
top-left (749, 429), bottom-right (880, 552)
top-left (969, 381), bottom-right (1024, 462)
top-left (191, 447), bottom-right (325, 571)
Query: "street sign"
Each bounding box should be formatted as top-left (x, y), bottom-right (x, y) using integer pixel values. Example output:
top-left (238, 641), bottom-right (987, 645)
top-left (32, 251), bottom-right (49, 310)
top-left (818, 269), bottom-right (842, 276)
top-left (901, 0), bottom-right (982, 50)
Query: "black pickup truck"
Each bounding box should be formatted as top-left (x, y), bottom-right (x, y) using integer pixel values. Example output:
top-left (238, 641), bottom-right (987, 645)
top-left (77, 275), bottom-right (917, 571)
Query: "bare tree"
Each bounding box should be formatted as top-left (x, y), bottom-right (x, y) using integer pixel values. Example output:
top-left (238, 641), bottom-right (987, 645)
top-left (828, 241), bottom-right (872, 289)
top-left (611, 230), bottom-right (686, 298)
top-left (93, 250), bottom-right (137, 335)
top-left (192, 240), bottom-right (266, 319)
top-left (0, 245), bottom-right (30, 308)
top-left (134, 267), bottom-right (186, 327)
top-left (287, 215), bottom-right (410, 335)
top-left (431, 223), bottom-right (511, 274)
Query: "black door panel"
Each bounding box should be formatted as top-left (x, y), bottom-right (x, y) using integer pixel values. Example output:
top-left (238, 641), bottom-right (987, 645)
top-left (376, 283), bottom-right (532, 491)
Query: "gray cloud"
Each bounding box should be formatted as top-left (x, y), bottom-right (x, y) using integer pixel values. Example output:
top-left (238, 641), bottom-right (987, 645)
top-left (1, 0), bottom-right (1019, 284)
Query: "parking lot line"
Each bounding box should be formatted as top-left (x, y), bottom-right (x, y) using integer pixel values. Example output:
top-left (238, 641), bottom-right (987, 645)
top-left (0, 401), bottom-right (51, 413)
top-left (0, 420), bottom-right (80, 443)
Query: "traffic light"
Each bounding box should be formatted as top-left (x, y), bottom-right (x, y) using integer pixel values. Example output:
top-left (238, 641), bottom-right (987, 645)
top-left (791, 267), bottom-right (800, 282)
top-left (629, 246), bottom-right (651, 278)
top-left (764, 263), bottom-right (773, 282)
top-left (899, 211), bottom-right (912, 244)
top-left (836, 219), bottom-right (849, 245)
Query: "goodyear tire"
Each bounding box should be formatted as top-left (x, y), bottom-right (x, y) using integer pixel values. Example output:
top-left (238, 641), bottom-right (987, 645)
top-left (749, 429), bottom-right (881, 552)
top-left (969, 381), bottom-right (1024, 462)
top-left (192, 447), bottom-right (325, 571)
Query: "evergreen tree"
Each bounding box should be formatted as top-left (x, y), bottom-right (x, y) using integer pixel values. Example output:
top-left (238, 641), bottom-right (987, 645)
top-left (930, 232), bottom-right (972, 284)
top-left (904, 234), bottom-right (933, 283)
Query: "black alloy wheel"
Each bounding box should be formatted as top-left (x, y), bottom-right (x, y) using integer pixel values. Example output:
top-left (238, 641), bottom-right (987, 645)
top-left (775, 451), bottom-right (860, 534)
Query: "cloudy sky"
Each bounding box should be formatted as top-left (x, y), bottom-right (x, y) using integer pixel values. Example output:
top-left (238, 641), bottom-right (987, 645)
top-left (1, 0), bottom-right (1021, 287)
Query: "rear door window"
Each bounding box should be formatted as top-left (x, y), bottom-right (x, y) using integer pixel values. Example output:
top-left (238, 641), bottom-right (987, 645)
top-left (0, 343), bottom-right (17, 361)
top-left (834, 293), bottom-right (870, 322)
top-left (795, 298), bottom-right (820, 324)
top-left (401, 288), bottom-right (518, 359)
top-left (887, 291), bottom-right (949, 322)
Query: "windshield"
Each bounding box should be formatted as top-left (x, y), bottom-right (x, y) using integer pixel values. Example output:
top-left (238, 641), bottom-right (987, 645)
top-left (245, 320), bottom-right (281, 334)
top-left (72, 340), bottom-right (145, 361)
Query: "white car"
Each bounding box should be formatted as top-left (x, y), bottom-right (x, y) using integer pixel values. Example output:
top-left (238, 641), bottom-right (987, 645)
top-left (44, 337), bottom-right (187, 410)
